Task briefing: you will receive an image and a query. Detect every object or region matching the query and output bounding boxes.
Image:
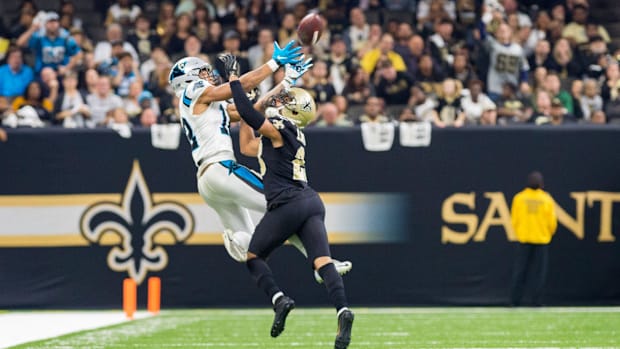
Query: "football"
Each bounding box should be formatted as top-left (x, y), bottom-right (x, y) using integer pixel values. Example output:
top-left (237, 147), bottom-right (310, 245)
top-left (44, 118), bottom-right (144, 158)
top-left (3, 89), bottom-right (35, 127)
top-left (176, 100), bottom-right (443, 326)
top-left (297, 13), bottom-right (324, 46)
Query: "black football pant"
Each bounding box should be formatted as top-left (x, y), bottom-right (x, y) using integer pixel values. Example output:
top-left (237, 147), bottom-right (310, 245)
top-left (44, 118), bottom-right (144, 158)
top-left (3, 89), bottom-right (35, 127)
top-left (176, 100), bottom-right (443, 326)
top-left (510, 243), bottom-right (549, 306)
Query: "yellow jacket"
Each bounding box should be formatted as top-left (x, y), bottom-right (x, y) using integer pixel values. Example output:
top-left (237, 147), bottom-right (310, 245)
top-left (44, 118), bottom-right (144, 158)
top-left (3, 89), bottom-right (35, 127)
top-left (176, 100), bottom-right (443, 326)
top-left (511, 188), bottom-right (557, 244)
top-left (360, 49), bottom-right (407, 74)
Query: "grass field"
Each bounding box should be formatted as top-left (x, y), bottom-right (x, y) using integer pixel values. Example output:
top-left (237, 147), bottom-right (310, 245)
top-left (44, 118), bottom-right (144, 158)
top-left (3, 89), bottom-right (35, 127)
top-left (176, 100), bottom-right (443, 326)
top-left (10, 307), bottom-right (620, 349)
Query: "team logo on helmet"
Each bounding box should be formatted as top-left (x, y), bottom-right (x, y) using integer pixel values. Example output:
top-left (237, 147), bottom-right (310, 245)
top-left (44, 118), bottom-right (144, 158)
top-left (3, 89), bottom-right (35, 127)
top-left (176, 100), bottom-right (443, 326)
top-left (80, 161), bottom-right (194, 284)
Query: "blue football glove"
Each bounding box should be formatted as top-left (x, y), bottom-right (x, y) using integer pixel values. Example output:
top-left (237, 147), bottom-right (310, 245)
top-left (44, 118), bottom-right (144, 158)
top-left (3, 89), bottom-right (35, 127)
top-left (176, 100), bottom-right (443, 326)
top-left (272, 40), bottom-right (303, 66)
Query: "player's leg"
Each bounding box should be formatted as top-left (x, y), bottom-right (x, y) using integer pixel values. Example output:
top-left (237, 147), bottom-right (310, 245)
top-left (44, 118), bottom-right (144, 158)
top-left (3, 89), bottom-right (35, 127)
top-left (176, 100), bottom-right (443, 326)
top-left (197, 165), bottom-right (255, 262)
top-left (531, 244), bottom-right (549, 306)
top-left (246, 206), bottom-right (304, 338)
top-left (510, 243), bottom-right (532, 306)
top-left (295, 194), bottom-right (354, 349)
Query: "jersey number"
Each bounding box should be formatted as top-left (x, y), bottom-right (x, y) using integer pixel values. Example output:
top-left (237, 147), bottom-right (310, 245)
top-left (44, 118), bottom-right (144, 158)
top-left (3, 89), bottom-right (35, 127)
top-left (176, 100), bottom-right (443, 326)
top-left (495, 54), bottom-right (520, 73)
top-left (219, 105), bottom-right (230, 135)
top-left (181, 118), bottom-right (198, 151)
top-left (292, 146), bottom-right (307, 182)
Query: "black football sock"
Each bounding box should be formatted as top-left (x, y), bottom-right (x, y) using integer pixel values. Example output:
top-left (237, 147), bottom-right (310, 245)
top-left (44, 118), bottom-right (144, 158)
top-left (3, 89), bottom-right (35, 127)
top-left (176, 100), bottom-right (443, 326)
top-left (247, 258), bottom-right (281, 302)
top-left (318, 263), bottom-right (348, 311)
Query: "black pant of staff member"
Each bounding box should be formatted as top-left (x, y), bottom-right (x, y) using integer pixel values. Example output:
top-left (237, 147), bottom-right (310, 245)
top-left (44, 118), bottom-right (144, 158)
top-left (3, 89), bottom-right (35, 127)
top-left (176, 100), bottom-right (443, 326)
top-left (510, 171), bottom-right (558, 306)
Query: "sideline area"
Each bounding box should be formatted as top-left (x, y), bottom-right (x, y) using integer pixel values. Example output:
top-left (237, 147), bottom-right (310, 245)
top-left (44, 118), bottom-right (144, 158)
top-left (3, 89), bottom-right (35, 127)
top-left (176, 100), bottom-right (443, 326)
top-left (0, 311), bottom-right (150, 348)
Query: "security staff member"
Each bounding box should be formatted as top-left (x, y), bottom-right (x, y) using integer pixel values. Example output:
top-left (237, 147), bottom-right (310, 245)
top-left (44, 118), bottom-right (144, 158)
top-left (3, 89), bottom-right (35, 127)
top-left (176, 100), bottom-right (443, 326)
top-left (510, 171), bottom-right (557, 306)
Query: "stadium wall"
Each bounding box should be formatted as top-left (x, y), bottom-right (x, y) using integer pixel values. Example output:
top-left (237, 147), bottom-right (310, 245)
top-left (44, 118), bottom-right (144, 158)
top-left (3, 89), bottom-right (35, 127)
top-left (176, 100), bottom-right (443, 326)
top-left (0, 126), bottom-right (619, 308)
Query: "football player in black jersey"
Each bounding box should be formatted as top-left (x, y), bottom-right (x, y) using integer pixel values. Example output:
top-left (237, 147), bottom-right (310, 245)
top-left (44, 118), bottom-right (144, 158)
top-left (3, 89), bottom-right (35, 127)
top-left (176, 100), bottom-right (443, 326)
top-left (227, 60), bottom-right (354, 349)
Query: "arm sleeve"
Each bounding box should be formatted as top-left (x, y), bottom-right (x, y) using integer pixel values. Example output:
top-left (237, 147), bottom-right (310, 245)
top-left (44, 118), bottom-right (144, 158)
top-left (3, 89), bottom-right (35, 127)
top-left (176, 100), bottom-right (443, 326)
top-left (230, 80), bottom-right (266, 130)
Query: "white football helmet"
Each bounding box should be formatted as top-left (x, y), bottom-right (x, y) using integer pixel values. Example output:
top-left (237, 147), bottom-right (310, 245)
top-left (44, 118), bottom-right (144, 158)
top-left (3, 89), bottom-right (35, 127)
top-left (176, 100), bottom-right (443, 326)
top-left (168, 57), bottom-right (216, 96)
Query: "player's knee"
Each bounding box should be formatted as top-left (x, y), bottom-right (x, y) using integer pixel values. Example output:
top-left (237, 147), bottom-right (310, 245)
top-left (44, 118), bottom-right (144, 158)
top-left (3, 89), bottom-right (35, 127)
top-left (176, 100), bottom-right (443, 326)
top-left (313, 256), bottom-right (332, 270)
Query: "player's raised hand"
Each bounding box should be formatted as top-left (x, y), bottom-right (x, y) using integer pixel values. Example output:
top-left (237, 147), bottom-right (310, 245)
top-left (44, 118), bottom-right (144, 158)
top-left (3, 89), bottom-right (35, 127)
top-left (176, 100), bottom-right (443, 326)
top-left (218, 53), bottom-right (240, 79)
top-left (272, 40), bottom-right (302, 66)
top-left (283, 55), bottom-right (313, 89)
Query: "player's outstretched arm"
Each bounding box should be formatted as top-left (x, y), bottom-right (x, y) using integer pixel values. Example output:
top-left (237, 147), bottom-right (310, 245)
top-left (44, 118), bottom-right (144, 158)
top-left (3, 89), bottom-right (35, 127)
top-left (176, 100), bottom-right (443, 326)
top-left (195, 41), bottom-right (302, 105)
top-left (229, 78), bottom-right (284, 147)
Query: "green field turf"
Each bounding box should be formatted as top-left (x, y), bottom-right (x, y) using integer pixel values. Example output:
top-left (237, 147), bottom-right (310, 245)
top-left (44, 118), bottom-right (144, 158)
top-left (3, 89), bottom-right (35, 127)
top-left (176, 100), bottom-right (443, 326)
top-left (12, 307), bottom-right (620, 348)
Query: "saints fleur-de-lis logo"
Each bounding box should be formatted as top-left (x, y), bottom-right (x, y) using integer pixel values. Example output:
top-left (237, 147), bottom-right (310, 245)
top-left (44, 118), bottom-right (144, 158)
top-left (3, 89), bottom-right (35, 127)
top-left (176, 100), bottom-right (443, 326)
top-left (80, 160), bottom-right (194, 284)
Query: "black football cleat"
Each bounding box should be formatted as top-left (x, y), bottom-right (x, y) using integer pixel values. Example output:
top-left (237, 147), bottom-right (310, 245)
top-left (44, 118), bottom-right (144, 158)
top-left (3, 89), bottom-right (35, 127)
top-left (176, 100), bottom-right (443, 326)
top-left (335, 309), bottom-right (354, 349)
top-left (270, 296), bottom-right (295, 338)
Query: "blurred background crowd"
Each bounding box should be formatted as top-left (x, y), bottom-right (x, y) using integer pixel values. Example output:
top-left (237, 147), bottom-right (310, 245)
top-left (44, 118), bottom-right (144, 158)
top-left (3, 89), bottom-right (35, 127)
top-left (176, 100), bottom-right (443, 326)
top-left (0, 0), bottom-right (619, 131)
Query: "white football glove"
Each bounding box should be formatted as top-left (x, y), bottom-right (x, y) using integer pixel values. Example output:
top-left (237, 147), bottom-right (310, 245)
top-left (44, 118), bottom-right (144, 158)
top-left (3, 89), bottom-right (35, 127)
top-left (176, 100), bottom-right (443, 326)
top-left (282, 55), bottom-right (313, 90)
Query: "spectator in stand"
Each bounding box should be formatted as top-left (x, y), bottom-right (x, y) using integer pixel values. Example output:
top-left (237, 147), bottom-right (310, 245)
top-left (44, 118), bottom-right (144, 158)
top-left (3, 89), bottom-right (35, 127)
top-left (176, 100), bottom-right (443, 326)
top-left (247, 27), bottom-right (274, 96)
top-left (562, 3), bottom-right (610, 47)
top-left (9, 7), bottom-right (35, 39)
top-left (59, 0), bottom-right (82, 31)
top-left (176, 0), bottom-right (215, 18)
top-left (166, 13), bottom-right (194, 57)
top-left (429, 18), bottom-right (456, 71)
top-left (402, 35), bottom-right (425, 79)
top-left (192, 5), bottom-right (212, 42)
top-left (570, 79), bottom-right (585, 120)
top-left (214, 30), bottom-right (250, 79)
top-left (531, 66), bottom-right (548, 95)
top-left (356, 24), bottom-right (383, 60)
top-left (105, 0), bottom-right (141, 27)
top-left (138, 107), bottom-right (158, 128)
top-left (326, 35), bottom-right (353, 95)
top-left (12, 81), bottom-right (55, 125)
top-left (582, 35), bottom-right (609, 80)
top-left (203, 21), bottom-right (223, 54)
top-left (123, 80), bottom-right (145, 119)
top-left (306, 60), bottom-right (336, 105)
top-left (360, 33), bottom-right (407, 75)
top-left (160, 94), bottom-right (180, 124)
top-left (528, 40), bottom-right (552, 71)
top-left (69, 27), bottom-right (95, 73)
top-left (580, 78), bottom-right (604, 122)
top-left (524, 11), bottom-right (550, 57)
top-left (374, 59), bottom-right (414, 105)
top-left (432, 78), bottom-right (465, 128)
top-left (245, 0), bottom-right (277, 28)
top-left (450, 50), bottom-right (476, 87)
top-left (87, 75), bottom-right (123, 127)
top-left (332, 95), bottom-right (350, 122)
top-left (356, 96), bottom-right (391, 124)
top-left (544, 72), bottom-right (573, 115)
top-left (590, 110), bottom-right (607, 124)
top-left (545, 38), bottom-right (582, 79)
top-left (393, 22), bottom-right (414, 60)
top-left (93, 23), bottom-right (138, 66)
top-left (414, 54), bottom-right (445, 95)
top-left (417, 0), bottom-right (456, 33)
top-left (172, 34), bottom-right (203, 63)
top-left (145, 49), bottom-right (173, 100)
top-left (38, 67), bottom-right (60, 102)
top-left (314, 102), bottom-right (353, 127)
top-left (342, 66), bottom-right (374, 106)
top-left (497, 82), bottom-right (532, 124)
top-left (156, 1), bottom-right (175, 37)
top-left (235, 17), bottom-right (254, 52)
top-left (539, 98), bottom-right (574, 126)
top-left (96, 40), bottom-right (124, 76)
top-left (16, 12), bottom-right (81, 75)
top-left (82, 68), bottom-right (99, 95)
top-left (137, 90), bottom-right (160, 117)
top-left (406, 85), bottom-right (437, 123)
top-left (127, 15), bottom-right (160, 63)
top-left (531, 89), bottom-right (553, 125)
top-left (461, 79), bottom-right (497, 125)
top-left (105, 106), bottom-right (132, 129)
top-left (213, 0), bottom-right (238, 25)
top-left (277, 12), bottom-right (298, 45)
top-left (54, 71), bottom-right (90, 128)
top-left (343, 7), bottom-right (369, 55)
top-left (0, 46), bottom-right (34, 99)
top-left (111, 51), bottom-right (141, 98)
top-left (483, 22), bottom-right (530, 102)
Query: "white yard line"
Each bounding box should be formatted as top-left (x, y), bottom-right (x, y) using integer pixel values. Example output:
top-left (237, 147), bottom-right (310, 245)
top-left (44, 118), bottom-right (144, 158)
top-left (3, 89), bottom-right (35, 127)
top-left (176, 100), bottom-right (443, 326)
top-left (0, 311), bottom-right (151, 349)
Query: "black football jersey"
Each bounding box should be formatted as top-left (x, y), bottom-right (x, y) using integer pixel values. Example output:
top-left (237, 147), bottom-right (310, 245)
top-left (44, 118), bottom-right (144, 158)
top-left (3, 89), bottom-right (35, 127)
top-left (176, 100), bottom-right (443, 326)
top-left (258, 116), bottom-right (313, 208)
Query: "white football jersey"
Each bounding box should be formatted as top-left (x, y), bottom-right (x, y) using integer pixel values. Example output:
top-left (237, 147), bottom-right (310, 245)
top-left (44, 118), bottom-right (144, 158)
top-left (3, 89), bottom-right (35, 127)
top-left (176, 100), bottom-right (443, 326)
top-left (179, 79), bottom-right (235, 167)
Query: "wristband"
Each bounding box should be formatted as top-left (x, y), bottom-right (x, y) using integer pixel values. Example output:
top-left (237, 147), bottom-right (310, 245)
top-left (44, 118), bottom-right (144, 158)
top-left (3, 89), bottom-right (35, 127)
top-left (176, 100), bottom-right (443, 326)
top-left (267, 59), bottom-right (279, 72)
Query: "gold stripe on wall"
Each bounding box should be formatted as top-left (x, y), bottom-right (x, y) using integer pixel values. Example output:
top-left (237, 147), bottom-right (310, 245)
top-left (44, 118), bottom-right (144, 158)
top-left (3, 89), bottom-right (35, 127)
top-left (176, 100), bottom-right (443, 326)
top-left (0, 235), bottom-right (89, 247)
top-left (0, 194), bottom-right (122, 207)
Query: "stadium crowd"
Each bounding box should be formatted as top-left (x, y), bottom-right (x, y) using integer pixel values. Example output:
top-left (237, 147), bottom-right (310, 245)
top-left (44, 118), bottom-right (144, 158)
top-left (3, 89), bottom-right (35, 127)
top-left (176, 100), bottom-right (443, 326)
top-left (0, 0), bottom-right (618, 132)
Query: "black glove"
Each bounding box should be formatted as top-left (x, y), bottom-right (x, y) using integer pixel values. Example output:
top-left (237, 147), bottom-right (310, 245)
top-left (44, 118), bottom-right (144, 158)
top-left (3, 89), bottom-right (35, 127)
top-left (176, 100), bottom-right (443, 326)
top-left (218, 53), bottom-right (240, 80)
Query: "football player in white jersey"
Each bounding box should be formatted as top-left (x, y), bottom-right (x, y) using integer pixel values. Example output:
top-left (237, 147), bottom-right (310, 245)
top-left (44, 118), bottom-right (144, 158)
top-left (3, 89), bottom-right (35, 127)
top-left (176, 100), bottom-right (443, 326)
top-left (168, 42), bottom-right (352, 282)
